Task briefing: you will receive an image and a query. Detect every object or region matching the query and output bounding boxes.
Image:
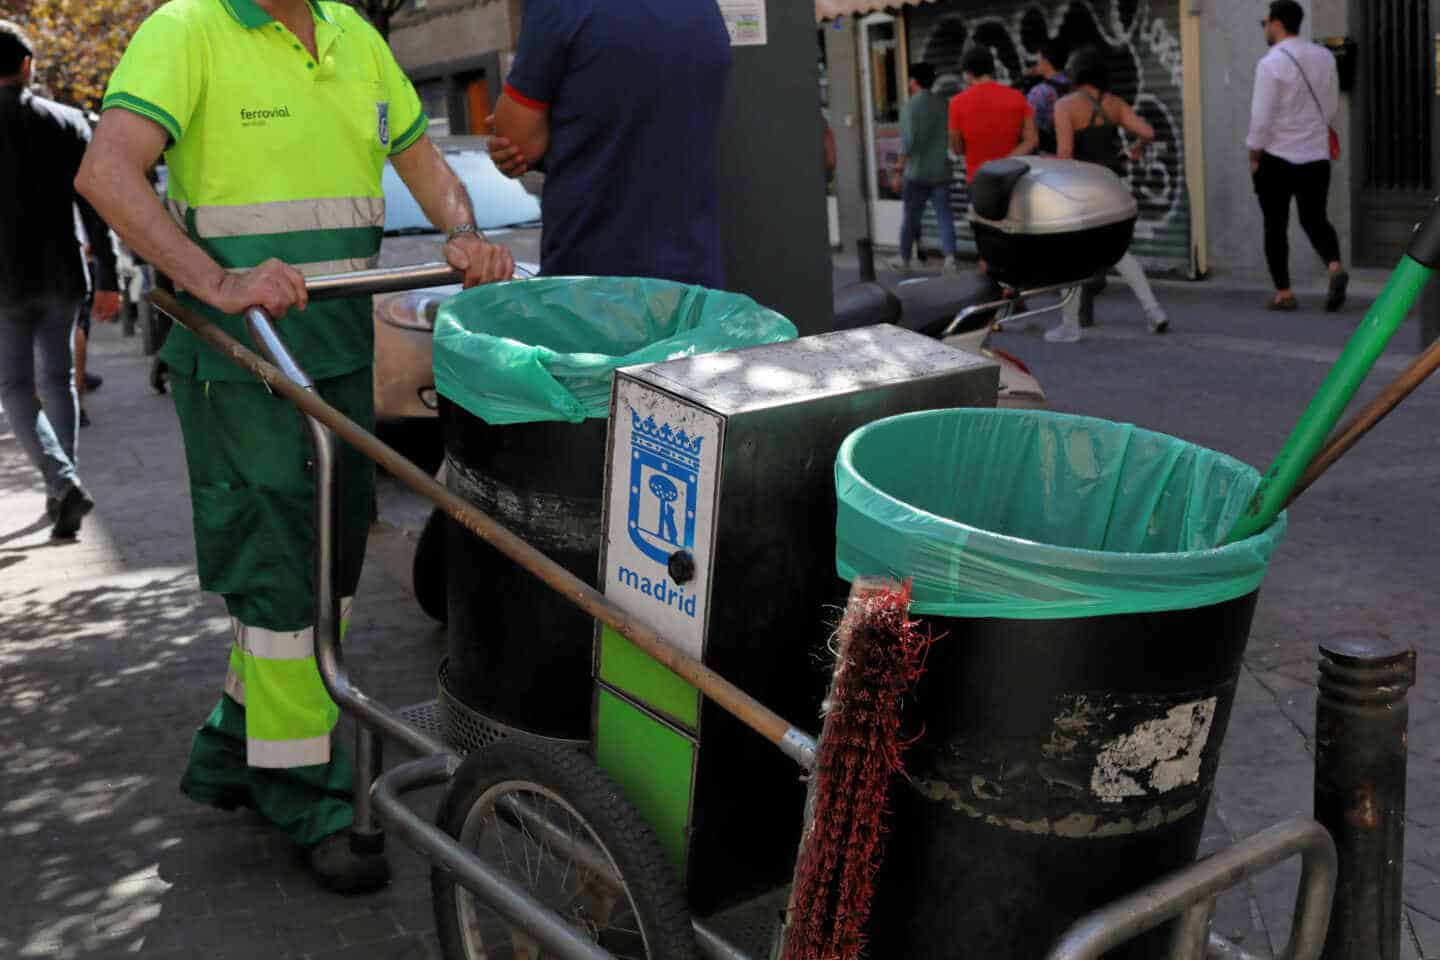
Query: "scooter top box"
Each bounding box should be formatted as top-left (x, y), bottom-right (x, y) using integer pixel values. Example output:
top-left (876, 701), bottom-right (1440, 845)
top-left (969, 156), bottom-right (1138, 289)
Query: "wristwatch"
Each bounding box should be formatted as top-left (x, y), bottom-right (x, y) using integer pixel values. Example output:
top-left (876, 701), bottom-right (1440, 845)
top-left (446, 222), bottom-right (485, 242)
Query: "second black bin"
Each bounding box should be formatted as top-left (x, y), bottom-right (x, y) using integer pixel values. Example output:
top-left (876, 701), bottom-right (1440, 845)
top-left (835, 408), bottom-right (1288, 958)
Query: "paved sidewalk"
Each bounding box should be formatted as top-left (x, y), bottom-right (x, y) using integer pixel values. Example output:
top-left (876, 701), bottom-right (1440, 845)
top-left (0, 324), bottom-right (446, 959)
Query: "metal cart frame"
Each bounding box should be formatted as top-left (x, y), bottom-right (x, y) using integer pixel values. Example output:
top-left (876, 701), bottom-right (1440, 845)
top-left (155, 265), bottom-right (1337, 960)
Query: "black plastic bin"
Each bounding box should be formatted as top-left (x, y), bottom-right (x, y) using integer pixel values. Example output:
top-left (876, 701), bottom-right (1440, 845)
top-left (441, 399), bottom-right (609, 740)
top-left (834, 409), bottom-right (1287, 958)
top-left (431, 277), bottom-right (796, 743)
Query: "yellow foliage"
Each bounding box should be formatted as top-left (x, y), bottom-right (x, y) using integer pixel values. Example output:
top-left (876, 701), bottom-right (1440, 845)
top-left (10, 0), bottom-right (163, 112)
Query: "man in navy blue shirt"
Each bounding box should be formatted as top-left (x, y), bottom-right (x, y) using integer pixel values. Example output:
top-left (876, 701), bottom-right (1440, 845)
top-left (490, 0), bottom-right (730, 288)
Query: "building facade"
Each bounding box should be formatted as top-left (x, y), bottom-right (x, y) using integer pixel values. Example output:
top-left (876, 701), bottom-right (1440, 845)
top-left (825, 0), bottom-right (1428, 287)
top-left (386, 0), bottom-right (519, 137)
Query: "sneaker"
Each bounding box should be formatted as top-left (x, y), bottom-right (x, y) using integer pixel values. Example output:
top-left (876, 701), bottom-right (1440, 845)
top-left (1044, 322), bottom-right (1083, 343)
top-left (1145, 305), bottom-right (1169, 334)
top-left (885, 257), bottom-right (912, 275)
top-left (942, 257), bottom-right (961, 274)
top-left (50, 484), bottom-right (95, 540)
top-left (306, 830), bottom-right (390, 895)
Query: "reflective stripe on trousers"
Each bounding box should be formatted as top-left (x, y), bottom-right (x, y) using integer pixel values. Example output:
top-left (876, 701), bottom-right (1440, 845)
top-left (225, 597), bottom-right (354, 769)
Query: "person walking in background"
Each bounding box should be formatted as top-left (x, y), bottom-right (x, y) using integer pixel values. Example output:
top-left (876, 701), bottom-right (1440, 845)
top-left (949, 46), bottom-right (1037, 274)
top-left (0, 20), bottom-right (119, 539)
top-left (1047, 46), bottom-right (1167, 342)
top-left (949, 46), bottom-right (1038, 181)
top-left (1248, 0), bottom-right (1347, 312)
top-left (1027, 40), bottom-right (1071, 155)
top-left (887, 63), bottom-right (956, 275)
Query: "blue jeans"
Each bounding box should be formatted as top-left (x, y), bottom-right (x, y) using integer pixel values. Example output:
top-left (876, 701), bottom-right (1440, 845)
top-left (0, 298), bottom-right (81, 496)
top-left (898, 179), bottom-right (957, 262)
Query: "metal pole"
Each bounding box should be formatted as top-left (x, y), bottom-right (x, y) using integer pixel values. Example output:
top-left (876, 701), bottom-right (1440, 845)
top-left (1043, 818), bottom-right (1336, 960)
top-left (1315, 635), bottom-right (1417, 960)
top-left (857, 237), bottom-right (877, 283)
top-left (1167, 899), bottom-right (1214, 960)
top-left (305, 262), bottom-right (461, 301)
top-left (352, 725), bottom-right (383, 851)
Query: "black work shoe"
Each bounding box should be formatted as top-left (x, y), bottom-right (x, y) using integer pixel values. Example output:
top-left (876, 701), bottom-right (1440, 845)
top-left (306, 831), bottom-right (390, 895)
top-left (51, 485), bottom-right (95, 540)
top-left (45, 497), bottom-right (60, 522)
top-left (84, 372), bottom-right (103, 392)
top-left (1326, 270), bottom-right (1349, 313)
top-left (79, 408), bottom-right (92, 429)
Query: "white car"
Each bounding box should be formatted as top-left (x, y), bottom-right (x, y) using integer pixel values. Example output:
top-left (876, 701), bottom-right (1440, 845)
top-left (373, 136), bottom-right (541, 470)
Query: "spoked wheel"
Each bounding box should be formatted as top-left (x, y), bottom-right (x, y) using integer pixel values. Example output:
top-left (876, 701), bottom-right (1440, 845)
top-left (432, 742), bottom-right (696, 960)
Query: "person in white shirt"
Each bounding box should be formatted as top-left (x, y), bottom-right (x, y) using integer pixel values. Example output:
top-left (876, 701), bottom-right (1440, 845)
top-left (1247, 0), bottom-right (1347, 312)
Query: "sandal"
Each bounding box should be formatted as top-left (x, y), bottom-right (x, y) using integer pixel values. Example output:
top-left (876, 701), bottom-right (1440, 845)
top-left (1266, 294), bottom-right (1298, 311)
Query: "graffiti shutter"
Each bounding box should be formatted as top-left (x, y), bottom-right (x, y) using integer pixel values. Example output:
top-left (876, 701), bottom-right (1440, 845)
top-left (906, 0), bottom-right (1193, 277)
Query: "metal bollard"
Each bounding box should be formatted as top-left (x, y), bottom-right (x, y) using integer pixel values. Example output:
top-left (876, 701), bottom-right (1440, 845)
top-left (857, 236), bottom-right (876, 283)
top-left (1315, 635), bottom-right (1417, 960)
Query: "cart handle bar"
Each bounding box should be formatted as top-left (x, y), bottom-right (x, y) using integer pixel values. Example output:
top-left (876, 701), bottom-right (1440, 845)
top-left (1044, 817), bottom-right (1336, 960)
top-left (148, 287), bottom-right (818, 772)
top-left (304, 261), bottom-right (537, 301)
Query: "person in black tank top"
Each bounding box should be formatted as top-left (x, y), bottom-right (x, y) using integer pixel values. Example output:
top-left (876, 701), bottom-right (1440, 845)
top-left (1047, 46), bottom-right (1168, 342)
top-left (1071, 90), bottom-right (1126, 174)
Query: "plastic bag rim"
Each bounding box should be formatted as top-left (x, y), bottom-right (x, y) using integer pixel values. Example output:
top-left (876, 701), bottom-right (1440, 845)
top-left (835, 407), bottom-right (1287, 562)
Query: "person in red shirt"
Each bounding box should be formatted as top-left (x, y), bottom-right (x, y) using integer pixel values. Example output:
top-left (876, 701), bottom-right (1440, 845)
top-left (948, 45), bottom-right (1037, 182)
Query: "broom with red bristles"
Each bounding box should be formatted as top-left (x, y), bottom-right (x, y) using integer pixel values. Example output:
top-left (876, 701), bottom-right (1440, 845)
top-left (781, 578), bottom-right (937, 960)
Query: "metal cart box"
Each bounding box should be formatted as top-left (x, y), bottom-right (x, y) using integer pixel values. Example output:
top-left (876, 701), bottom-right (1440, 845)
top-left (592, 325), bottom-right (998, 915)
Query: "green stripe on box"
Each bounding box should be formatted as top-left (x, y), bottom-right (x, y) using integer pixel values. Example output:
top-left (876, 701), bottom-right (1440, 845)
top-left (193, 226), bottom-right (382, 270)
top-left (595, 687), bottom-right (696, 876)
top-left (598, 626), bottom-right (700, 731)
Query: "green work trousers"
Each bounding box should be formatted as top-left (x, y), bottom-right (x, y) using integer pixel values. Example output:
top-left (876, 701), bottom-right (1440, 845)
top-left (171, 368), bottom-right (375, 846)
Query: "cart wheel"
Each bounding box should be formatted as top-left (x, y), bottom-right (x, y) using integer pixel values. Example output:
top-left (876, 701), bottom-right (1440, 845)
top-left (413, 507), bottom-right (448, 623)
top-left (432, 742), bottom-right (696, 960)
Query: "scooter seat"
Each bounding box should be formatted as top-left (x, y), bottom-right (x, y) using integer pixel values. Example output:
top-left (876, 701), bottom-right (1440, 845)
top-left (893, 273), bottom-right (1003, 338)
top-left (832, 281), bottom-right (902, 331)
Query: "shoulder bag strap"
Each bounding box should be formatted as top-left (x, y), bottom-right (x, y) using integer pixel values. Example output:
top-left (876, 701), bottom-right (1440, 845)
top-left (1277, 46), bottom-right (1328, 124)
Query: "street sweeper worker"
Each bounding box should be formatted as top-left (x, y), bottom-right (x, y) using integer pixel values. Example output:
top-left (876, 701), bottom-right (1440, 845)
top-left (75, 0), bottom-right (514, 894)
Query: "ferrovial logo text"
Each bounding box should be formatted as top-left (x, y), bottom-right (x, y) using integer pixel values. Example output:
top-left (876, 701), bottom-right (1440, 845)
top-left (240, 106), bottom-right (293, 127)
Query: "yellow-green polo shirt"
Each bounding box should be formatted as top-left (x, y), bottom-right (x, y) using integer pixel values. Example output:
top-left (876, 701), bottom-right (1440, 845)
top-left (103, 0), bottom-right (426, 381)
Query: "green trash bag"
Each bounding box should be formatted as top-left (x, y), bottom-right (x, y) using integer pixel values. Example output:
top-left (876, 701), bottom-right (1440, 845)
top-left (433, 277), bottom-right (798, 425)
top-left (835, 408), bottom-right (1287, 620)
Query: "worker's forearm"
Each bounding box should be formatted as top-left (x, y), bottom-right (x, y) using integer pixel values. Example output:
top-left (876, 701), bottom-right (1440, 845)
top-left (77, 156), bottom-right (227, 308)
top-left (393, 138), bottom-right (476, 236)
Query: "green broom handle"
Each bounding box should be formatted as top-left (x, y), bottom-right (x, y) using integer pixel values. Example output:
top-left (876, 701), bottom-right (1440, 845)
top-left (1226, 201), bottom-right (1440, 544)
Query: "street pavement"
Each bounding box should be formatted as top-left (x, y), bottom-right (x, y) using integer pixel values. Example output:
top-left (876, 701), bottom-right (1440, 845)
top-left (1, 275), bottom-right (1438, 958)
